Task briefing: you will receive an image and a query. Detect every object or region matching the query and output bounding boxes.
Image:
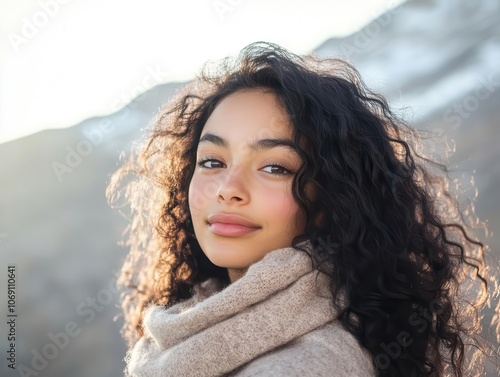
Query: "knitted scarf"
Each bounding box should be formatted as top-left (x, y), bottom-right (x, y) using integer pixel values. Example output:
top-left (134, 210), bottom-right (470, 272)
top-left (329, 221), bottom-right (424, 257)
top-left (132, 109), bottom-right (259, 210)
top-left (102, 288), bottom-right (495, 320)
top-left (125, 241), bottom-right (340, 377)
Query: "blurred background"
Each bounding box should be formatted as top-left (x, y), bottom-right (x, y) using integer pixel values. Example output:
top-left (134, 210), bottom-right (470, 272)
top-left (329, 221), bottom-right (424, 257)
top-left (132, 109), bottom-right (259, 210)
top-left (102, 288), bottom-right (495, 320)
top-left (0, 0), bottom-right (499, 376)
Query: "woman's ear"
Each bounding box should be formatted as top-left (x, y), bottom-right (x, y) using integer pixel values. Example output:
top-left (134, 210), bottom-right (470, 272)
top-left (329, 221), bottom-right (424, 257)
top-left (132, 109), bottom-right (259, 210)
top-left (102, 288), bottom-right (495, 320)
top-left (313, 210), bottom-right (327, 229)
top-left (304, 181), bottom-right (326, 229)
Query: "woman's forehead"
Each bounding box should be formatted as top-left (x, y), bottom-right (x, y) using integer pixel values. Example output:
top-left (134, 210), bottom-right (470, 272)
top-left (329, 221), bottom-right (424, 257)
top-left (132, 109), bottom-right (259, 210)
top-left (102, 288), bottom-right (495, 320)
top-left (202, 89), bottom-right (292, 137)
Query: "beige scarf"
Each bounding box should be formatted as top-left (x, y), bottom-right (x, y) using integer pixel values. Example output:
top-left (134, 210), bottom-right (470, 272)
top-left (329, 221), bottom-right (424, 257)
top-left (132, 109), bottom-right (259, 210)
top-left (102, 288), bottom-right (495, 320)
top-left (125, 241), bottom-right (340, 377)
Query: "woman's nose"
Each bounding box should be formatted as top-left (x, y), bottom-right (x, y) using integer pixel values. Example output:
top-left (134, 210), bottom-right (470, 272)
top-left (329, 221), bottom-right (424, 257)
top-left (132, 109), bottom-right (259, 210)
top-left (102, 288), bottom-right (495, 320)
top-left (216, 166), bottom-right (249, 203)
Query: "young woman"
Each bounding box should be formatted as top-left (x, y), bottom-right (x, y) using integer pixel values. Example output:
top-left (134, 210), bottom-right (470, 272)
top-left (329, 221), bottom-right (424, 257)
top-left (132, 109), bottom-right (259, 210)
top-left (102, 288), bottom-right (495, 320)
top-left (107, 42), bottom-right (498, 376)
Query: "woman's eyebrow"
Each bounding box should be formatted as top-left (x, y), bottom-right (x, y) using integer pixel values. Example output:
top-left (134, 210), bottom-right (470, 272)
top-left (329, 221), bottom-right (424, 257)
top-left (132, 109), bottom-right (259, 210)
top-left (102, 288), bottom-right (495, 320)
top-left (198, 132), bottom-right (297, 153)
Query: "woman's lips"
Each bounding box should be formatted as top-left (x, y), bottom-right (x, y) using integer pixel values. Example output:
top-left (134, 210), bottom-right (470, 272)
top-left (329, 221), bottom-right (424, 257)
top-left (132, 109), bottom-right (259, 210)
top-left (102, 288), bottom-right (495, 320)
top-left (208, 223), bottom-right (260, 237)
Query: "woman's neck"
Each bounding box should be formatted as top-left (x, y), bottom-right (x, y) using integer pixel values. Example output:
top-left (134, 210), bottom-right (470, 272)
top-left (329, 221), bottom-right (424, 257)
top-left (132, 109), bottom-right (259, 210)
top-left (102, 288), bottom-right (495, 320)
top-left (227, 268), bottom-right (248, 283)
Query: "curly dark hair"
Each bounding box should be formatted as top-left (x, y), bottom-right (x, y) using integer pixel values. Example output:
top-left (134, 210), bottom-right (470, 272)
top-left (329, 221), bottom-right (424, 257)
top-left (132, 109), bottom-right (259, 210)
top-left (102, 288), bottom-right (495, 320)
top-left (107, 41), bottom-right (498, 376)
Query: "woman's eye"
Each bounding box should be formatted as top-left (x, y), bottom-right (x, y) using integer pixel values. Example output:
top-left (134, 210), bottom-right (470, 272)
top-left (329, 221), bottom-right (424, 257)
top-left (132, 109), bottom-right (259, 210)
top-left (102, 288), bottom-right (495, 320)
top-left (261, 164), bottom-right (291, 176)
top-left (197, 158), bottom-right (224, 169)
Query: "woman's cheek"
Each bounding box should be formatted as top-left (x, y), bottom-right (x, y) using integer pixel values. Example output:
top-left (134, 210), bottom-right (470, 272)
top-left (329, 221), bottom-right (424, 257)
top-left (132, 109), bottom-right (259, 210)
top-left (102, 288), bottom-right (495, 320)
top-left (261, 189), bottom-right (297, 220)
top-left (188, 173), bottom-right (219, 212)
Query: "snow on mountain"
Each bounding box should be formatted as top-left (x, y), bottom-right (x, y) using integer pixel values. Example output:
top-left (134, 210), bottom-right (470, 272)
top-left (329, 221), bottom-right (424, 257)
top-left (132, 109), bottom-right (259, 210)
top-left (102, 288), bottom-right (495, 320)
top-left (316, 0), bottom-right (500, 121)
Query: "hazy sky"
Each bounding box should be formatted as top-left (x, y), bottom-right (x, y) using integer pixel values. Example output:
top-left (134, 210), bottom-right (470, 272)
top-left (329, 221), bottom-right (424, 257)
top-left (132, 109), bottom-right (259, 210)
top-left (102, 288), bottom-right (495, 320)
top-left (0, 0), bottom-right (404, 144)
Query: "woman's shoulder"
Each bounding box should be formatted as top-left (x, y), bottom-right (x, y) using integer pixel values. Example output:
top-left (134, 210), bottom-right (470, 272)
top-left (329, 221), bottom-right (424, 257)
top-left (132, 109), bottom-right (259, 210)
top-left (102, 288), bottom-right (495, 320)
top-left (231, 320), bottom-right (375, 377)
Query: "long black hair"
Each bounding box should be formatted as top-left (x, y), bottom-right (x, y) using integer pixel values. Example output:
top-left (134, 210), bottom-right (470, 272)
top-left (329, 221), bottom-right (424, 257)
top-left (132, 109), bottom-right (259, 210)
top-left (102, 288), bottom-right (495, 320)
top-left (107, 41), bottom-right (497, 376)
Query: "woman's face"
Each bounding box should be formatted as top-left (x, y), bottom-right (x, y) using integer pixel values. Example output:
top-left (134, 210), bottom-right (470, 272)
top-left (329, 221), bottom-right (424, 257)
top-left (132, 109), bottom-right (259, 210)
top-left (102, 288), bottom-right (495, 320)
top-left (188, 89), bottom-right (305, 282)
